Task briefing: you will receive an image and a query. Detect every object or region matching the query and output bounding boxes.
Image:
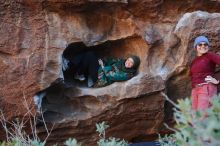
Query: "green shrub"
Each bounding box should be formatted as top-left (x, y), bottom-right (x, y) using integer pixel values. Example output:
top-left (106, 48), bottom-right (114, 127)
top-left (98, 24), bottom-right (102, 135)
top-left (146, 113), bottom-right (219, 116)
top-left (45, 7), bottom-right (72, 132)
top-left (96, 121), bottom-right (128, 146)
top-left (0, 121), bottom-right (128, 146)
top-left (0, 115), bottom-right (47, 146)
top-left (64, 138), bottom-right (82, 146)
top-left (159, 94), bottom-right (220, 146)
top-left (61, 121), bottom-right (128, 146)
top-left (0, 97), bottom-right (127, 146)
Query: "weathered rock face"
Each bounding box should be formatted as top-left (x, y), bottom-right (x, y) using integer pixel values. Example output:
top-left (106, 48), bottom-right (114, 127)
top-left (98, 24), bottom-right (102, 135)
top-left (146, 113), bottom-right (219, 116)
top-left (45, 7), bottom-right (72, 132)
top-left (0, 0), bottom-right (220, 145)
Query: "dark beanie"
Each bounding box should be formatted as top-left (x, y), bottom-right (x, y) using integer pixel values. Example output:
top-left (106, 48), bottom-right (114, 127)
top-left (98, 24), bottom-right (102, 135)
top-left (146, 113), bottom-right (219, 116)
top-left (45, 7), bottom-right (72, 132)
top-left (130, 55), bottom-right (140, 69)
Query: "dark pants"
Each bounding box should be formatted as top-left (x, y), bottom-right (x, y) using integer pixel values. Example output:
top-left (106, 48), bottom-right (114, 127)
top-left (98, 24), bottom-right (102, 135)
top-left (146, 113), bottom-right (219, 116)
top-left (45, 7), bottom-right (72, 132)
top-left (191, 83), bottom-right (217, 111)
top-left (77, 51), bottom-right (99, 82)
top-left (65, 51), bottom-right (99, 83)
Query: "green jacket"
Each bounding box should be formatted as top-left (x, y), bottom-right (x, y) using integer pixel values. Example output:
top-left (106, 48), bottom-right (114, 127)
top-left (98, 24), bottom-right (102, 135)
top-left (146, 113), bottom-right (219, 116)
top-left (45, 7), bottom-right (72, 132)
top-left (94, 58), bottom-right (135, 87)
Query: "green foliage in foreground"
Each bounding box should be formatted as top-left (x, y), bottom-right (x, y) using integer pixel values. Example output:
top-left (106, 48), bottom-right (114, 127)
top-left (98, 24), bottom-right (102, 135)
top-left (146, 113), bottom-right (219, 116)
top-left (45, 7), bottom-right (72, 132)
top-left (96, 121), bottom-right (128, 146)
top-left (64, 138), bottom-right (82, 146)
top-left (0, 121), bottom-right (128, 146)
top-left (159, 96), bottom-right (220, 146)
top-left (0, 138), bottom-right (45, 146)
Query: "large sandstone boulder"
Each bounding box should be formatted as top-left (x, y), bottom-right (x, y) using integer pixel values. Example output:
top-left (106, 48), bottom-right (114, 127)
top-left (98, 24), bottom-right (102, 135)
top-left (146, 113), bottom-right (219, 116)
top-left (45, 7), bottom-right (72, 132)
top-left (0, 0), bottom-right (220, 145)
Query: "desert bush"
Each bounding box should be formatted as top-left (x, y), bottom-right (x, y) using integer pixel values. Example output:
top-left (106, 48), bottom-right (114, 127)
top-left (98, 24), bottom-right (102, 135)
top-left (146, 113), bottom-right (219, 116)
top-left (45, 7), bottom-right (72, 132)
top-left (0, 113), bottom-right (48, 146)
top-left (96, 121), bottom-right (128, 146)
top-left (0, 94), bottom-right (127, 145)
top-left (159, 93), bottom-right (220, 146)
top-left (64, 138), bottom-right (82, 146)
top-left (0, 94), bottom-right (53, 146)
top-left (61, 121), bottom-right (129, 146)
top-left (0, 113), bottom-right (128, 146)
top-left (55, 121), bottom-right (129, 146)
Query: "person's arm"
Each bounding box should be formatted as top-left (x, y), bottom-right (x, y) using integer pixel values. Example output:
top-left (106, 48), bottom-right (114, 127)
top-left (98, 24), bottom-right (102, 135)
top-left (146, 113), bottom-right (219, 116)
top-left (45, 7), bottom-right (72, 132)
top-left (205, 75), bottom-right (219, 84)
top-left (103, 57), bottom-right (121, 66)
top-left (98, 59), bottom-right (104, 69)
top-left (106, 70), bottom-right (133, 81)
top-left (208, 52), bottom-right (220, 65)
top-left (206, 52), bottom-right (220, 84)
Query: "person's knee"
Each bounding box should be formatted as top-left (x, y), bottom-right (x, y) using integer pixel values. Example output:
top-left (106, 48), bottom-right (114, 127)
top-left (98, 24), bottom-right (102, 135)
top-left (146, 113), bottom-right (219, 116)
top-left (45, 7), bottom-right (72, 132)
top-left (85, 52), bottom-right (98, 64)
top-left (85, 51), bottom-right (96, 58)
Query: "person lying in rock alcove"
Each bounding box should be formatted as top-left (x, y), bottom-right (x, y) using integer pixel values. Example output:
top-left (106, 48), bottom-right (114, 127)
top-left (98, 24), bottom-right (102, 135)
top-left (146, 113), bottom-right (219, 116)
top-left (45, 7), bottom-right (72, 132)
top-left (63, 50), bottom-right (140, 88)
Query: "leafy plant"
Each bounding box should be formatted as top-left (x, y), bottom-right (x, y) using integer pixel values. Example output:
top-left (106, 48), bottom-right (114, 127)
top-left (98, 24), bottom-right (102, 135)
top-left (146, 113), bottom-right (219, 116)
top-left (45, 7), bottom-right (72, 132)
top-left (0, 94), bottom-right (53, 146)
top-left (0, 141), bottom-right (6, 146)
top-left (96, 121), bottom-right (129, 146)
top-left (0, 95), bottom-right (128, 146)
top-left (158, 134), bottom-right (177, 146)
top-left (96, 121), bottom-right (109, 139)
top-left (160, 93), bottom-right (220, 146)
top-left (64, 138), bottom-right (82, 146)
top-left (0, 120), bottom-right (129, 146)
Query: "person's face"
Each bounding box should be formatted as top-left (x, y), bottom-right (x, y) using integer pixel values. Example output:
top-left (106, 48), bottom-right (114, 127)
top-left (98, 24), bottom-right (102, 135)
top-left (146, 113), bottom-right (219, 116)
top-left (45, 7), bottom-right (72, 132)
top-left (196, 41), bottom-right (209, 56)
top-left (125, 57), bottom-right (134, 68)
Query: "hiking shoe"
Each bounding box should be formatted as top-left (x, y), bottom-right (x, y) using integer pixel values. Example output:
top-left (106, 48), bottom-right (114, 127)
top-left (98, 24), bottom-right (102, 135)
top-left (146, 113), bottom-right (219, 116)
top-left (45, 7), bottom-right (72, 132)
top-left (87, 76), bottom-right (94, 87)
top-left (74, 74), bottom-right (85, 81)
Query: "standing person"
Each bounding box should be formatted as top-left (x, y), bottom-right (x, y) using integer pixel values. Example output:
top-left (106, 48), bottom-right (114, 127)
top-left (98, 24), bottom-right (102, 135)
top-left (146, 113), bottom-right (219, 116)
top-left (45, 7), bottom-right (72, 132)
top-left (190, 35), bottom-right (220, 111)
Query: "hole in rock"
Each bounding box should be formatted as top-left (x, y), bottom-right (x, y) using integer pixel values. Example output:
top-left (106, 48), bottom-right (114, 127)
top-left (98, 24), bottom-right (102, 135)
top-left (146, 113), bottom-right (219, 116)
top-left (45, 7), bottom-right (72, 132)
top-left (34, 38), bottom-right (143, 123)
top-left (62, 42), bottom-right (101, 87)
top-left (62, 39), bottom-right (141, 87)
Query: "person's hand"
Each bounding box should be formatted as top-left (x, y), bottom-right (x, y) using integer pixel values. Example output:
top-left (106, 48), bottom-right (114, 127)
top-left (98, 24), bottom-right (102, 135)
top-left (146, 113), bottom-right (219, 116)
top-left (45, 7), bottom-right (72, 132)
top-left (98, 59), bottom-right (104, 69)
top-left (205, 75), bottom-right (219, 84)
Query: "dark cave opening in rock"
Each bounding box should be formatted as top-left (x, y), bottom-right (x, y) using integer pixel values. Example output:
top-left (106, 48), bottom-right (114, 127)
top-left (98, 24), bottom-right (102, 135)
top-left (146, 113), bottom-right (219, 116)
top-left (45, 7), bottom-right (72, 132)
top-left (34, 37), bottom-right (144, 124)
top-left (61, 37), bottom-right (142, 87)
top-left (62, 41), bottom-right (102, 87)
